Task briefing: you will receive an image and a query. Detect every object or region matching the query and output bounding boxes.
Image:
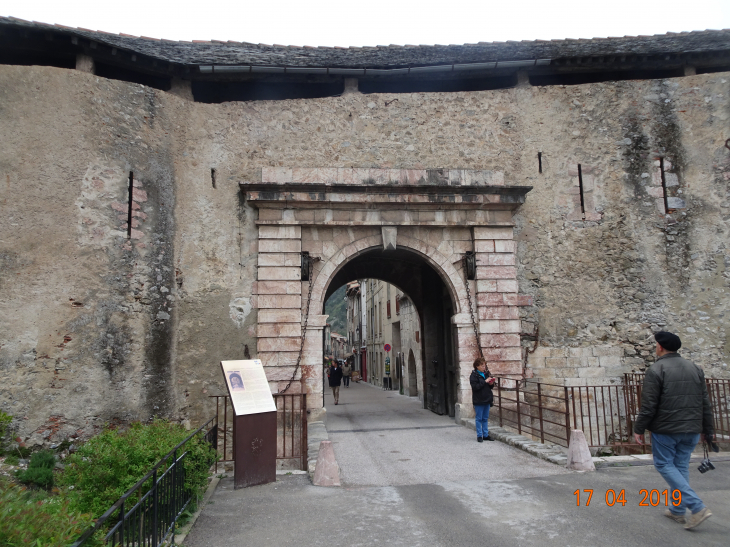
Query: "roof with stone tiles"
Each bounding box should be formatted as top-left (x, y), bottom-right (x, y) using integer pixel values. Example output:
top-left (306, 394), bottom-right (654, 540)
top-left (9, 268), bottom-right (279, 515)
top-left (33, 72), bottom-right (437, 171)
top-left (2, 16), bottom-right (730, 68)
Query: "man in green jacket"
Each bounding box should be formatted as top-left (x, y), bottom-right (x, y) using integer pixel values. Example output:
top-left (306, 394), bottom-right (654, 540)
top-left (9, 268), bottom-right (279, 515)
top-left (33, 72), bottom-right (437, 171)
top-left (633, 331), bottom-right (715, 530)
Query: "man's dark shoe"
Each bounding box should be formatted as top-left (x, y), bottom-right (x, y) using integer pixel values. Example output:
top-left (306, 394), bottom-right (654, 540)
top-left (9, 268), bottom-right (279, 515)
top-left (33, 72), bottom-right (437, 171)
top-left (485, 435), bottom-right (495, 441)
top-left (477, 437), bottom-right (483, 442)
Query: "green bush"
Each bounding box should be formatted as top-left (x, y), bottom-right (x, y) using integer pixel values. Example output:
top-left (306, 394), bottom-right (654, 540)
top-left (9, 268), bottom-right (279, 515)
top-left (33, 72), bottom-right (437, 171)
top-left (16, 450), bottom-right (57, 489)
top-left (4, 454), bottom-right (19, 466)
top-left (59, 420), bottom-right (216, 518)
top-left (0, 482), bottom-right (102, 547)
top-left (0, 411), bottom-right (12, 454)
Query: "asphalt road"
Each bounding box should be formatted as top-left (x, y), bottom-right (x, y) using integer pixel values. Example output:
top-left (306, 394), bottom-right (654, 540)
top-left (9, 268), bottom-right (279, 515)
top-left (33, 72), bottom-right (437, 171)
top-left (184, 382), bottom-right (728, 547)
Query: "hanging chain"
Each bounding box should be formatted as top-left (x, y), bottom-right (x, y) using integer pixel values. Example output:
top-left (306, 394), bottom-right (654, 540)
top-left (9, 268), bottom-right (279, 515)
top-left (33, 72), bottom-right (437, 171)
top-left (280, 259), bottom-right (314, 394)
top-left (463, 255), bottom-right (484, 360)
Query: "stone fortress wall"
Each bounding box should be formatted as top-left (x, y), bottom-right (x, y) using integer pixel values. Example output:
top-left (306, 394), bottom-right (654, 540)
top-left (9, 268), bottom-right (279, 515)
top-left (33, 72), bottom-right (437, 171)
top-left (0, 63), bottom-right (728, 445)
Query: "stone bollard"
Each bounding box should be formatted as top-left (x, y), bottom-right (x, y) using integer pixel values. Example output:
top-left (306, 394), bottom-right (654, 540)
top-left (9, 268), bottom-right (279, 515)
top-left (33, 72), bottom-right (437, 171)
top-left (313, 440), bottom-right (341, 486)
top-left (566, 430), bottom-right (595, 471)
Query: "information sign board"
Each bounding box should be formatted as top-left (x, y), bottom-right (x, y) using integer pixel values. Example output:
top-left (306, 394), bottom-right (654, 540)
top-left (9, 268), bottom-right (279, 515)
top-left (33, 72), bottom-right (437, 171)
top-left (221, 359), bottom-right (277, 416)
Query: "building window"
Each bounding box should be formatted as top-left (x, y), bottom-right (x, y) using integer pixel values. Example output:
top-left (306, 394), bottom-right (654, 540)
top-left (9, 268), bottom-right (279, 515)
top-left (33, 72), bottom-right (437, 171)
top-left (395, 295), bottom-right (400, 315)
top-left (387, 300), bottom-right (391, 319)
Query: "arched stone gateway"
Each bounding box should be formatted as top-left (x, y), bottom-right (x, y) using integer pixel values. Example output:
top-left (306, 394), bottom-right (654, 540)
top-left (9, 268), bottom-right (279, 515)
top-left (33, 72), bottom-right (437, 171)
top-left (242, 167), bottom-right (533, 421)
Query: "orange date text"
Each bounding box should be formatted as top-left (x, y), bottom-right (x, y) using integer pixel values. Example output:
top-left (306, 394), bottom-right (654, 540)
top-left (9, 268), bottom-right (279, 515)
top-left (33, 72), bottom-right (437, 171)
top-left (573, 489), bottom-right (681, 507)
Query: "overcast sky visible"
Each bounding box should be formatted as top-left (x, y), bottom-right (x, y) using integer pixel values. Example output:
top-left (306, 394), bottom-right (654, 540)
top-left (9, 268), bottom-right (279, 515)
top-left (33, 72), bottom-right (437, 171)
top-left (5, 0), bottom-right (730, 48)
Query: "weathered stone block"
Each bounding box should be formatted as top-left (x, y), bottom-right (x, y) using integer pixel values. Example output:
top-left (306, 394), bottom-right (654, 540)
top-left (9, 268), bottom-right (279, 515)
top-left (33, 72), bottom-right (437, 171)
top-left (259, 226), bottom-right (302, 239)
top-left (257, 295), bottom-right (302, 309)
top-left (476, 279), bottom-right (498, 292)
top-left (483, 347), bottom-right (522, 361)
top-left (566, 430), bottom-right (595, 471)
top-left (258, 351), bottom-right (300, 367)
top-left (476, 266), bottom-right (517, 280)
top-left (494, 240), bottom-right (516, 253)
top-left (489, 360), bottom-right (523, 375)
top-left (598, 355), bottom-right (622, 367)
top-left (258, 208), bottom-right (283, 221)
top-left (256, 281), bottom-right (301, 295)
top-left (503, 294), bottom-right (533, 306)
top-left (474, 227), bottom-right (514, 240)
top-left (262, 167), bottom-right (292, 183)
top-left (477, 293), bottom-right (505, 306)
top-left (263, 366), bottom-right (301, 381)
top-left (257, 253), bottom-right (301, 267)
top-left (313, 441), bottom-right (341, 487)
top-left (545, 357), bottom-right (567, 368)
top-left (499, 320), bottom-right (521, 333)
top-left (474, 240), bottom-right (495, 253)
top-left (258, 267), bottom-right (300, 281)
top-left (488, 253), bottom-right (516, 266)
top-left (258, 337), bottom-right (302, 352)
top-left (497, 280), bottom-right (518, 293)
top-left (479, 320), bottom-right (501, 334)
top-left (578, 367), bottom-right (607, 378)
top-left (592, 346), bottom-right (623, 357)
top-left (258, 239), bottom-right (302, 253)
top-left (479, 333), bottom-right (521, 347)
top-left (257, 323), bottom-right (302, 337)
top-left (258, 309), bottom-right (302, 323)
top-left (478, 306), bottom-right (519, 320)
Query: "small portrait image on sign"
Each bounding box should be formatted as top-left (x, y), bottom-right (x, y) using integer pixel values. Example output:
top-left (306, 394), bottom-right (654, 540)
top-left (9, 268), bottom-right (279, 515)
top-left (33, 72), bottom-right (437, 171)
top-left (227, 371), bottom-right (245, 391)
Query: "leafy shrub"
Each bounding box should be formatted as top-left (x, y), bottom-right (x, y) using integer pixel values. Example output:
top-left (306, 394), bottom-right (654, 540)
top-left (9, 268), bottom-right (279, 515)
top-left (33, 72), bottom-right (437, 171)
top-left (59, 420), bottom-right (216, 518)
top-left (0, 411), bottom-right (12, 454)
top-left (3, 454), bottom-right (19, 466)
top-left (16, 450), bottom-right (56, 489)
top-left (0, 481), bottom-right (102, 547)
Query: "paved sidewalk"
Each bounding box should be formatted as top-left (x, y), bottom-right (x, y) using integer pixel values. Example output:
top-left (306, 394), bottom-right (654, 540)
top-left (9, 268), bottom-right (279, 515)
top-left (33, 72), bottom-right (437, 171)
top-left (323, 381), bottom-right (569, 486)
top-left (184, 463), bottom-right (728, 547)
top-left (183, 383), bottom-right (728, 547)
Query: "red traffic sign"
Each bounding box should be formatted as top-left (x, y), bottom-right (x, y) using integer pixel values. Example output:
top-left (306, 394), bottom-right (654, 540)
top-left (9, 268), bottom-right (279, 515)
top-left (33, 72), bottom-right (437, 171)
top-left (384, 344), bottom-right (391, 352)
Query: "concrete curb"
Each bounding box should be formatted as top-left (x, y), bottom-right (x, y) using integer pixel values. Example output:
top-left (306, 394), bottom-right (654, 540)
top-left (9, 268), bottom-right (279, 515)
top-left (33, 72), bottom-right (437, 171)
top-left (460, 418), bottom-right (701, 469)
top-left (307, 420), bottom-right (329, 480)
top-left (173, 474), bottom-right (221, 545)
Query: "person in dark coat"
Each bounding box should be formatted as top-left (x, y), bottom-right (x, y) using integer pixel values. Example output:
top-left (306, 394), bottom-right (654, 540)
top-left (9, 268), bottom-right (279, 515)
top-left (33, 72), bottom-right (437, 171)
top-left (470, 357), bottom-right (495, 442)
top-left (633, 331), bottom-right (715, 530)
top-left (328, 361), bottom-right (344, 405)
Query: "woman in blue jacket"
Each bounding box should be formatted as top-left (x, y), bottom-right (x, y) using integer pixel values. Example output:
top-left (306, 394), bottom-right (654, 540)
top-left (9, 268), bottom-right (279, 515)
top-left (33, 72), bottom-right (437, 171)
top-left (470, 357), bottom-right (495, 442)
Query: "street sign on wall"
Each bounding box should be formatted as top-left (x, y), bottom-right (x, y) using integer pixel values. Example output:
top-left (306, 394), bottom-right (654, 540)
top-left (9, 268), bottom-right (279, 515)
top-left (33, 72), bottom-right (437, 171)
top-left (384, 343), bottom-right (391, 352)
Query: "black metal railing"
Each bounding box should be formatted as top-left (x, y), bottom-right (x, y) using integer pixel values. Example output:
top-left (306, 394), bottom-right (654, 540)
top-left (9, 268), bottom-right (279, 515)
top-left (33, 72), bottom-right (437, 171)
top-left (71, 417), bottom-right (217, 547)
top-left (494, 374), bottom-right (730, 454)
top-left (210, 393), bottom-right (308, 472)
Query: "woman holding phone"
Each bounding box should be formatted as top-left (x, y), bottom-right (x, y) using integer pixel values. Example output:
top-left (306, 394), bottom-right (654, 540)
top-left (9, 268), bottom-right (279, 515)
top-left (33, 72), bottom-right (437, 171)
top-left (470, 357), bottom-right (495, 442)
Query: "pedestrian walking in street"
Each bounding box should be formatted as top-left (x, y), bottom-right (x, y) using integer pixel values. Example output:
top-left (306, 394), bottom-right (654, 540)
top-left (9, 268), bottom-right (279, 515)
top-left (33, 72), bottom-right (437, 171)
top-left (328, 360), bottom-right (344, 405)
top-left (633, 331), bottom-right (716, 530)
top-left (470, 357), bottom-right (495, 442)
top-left (342, 360), bottom-right (352, 387)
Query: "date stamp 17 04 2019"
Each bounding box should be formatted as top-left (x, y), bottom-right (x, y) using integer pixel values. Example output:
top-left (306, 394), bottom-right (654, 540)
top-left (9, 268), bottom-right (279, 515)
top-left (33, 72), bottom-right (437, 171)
top-left (574, 489), bottom-right (682, 507)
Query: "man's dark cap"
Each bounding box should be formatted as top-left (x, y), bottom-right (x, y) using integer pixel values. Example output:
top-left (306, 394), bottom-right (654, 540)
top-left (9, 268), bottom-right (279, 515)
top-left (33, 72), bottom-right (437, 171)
top-left (655, 331), bottom-right (681, 352)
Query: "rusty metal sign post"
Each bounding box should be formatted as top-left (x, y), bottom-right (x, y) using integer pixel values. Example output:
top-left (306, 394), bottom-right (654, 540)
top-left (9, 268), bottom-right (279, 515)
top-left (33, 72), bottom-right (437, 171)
top-left (221, 360), bottom-right (277, 488)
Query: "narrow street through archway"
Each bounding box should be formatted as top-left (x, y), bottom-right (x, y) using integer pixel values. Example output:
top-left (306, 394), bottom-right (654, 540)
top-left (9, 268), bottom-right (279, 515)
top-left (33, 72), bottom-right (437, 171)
top-left (324, 381), bottom-right (569, 486)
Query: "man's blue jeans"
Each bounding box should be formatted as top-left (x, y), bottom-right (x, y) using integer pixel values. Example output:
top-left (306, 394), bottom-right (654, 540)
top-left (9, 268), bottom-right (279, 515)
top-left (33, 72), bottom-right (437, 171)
top-left (475, 404), bottom-right (490, 438)
top-left (651, 432), bottom-right (704, 515)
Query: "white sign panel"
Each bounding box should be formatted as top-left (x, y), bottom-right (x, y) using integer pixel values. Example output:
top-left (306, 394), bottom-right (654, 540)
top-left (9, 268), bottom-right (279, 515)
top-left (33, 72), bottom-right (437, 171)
top-left (221, 359), bottom-right (277, 416)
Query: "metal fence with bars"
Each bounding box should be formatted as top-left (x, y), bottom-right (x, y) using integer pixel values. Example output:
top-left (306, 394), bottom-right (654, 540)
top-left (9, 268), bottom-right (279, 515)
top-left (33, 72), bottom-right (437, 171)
top-left (71, 417), bottom-right (217, 547)
top-left (210, 392), bottom-right (308, 472)
top-left (494, 374), bottom-right (729, 454)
